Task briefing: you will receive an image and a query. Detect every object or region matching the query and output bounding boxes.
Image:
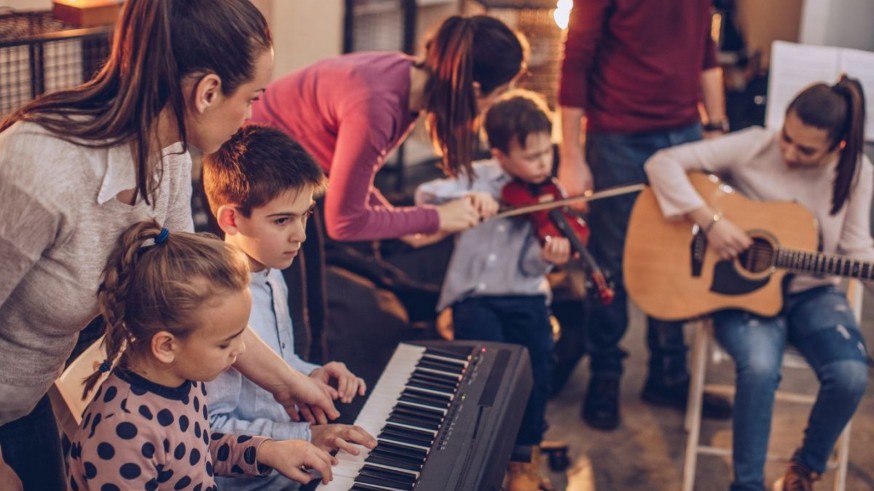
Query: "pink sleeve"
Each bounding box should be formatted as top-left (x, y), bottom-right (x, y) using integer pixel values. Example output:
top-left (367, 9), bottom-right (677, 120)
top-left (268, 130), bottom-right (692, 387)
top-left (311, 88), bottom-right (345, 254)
top-left (208, 432), bottom-right (272, 477)
top-left (323, 102), bottom-right (440, 241)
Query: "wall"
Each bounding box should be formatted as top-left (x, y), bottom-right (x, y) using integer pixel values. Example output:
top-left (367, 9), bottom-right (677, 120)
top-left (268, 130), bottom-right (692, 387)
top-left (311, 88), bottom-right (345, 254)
top-left (734, 0), bottom-right (803, 70)
top-left (799, 0), bottom-right (874, 50)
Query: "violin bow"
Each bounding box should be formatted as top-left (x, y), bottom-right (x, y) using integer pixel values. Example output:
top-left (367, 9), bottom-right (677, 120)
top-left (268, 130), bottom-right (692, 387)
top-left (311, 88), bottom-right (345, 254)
top-left (492, 183), bottom-right (645, 220)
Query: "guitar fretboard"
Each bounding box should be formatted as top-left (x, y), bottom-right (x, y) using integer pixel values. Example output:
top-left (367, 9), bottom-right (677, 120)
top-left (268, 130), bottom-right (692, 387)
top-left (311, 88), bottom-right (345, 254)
top-left (776, 248), bottom-right (874, 280)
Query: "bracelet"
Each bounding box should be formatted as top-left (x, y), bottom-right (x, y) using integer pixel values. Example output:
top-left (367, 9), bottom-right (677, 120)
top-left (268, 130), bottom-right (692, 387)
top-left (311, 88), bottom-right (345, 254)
top-left (703, 212), bottom-right (723, 233)
top-left (703, 119), bottom-right (729, 132)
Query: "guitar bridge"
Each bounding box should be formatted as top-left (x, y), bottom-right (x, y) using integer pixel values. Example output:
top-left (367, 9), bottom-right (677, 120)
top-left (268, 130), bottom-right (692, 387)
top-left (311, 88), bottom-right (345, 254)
top-left (690, 226), bottom-right (707, 277)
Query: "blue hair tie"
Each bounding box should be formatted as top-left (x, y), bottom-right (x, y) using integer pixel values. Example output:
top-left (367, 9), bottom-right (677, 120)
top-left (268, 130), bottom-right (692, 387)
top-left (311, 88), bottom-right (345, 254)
top-left (98, 359), bottom-right (112, 373)
top-left (154, 227), bottom-right (170, 245)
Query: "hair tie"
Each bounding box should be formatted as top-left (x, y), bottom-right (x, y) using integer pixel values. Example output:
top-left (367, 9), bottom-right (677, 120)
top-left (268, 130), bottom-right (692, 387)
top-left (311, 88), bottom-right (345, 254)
top-left (98, 359), bottom-right (112, 373)
top-left (154, 228), bottom-right (170, 245)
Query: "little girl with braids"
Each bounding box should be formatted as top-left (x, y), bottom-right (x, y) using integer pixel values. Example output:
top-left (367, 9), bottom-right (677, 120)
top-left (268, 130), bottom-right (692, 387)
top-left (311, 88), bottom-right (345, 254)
top-left (67, 221), bottom-right (336, 490)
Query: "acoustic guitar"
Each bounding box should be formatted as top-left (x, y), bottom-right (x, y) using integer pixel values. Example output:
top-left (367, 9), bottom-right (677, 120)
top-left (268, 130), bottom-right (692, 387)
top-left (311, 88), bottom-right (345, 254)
top-left (624, 172), bottom-right (873, 320)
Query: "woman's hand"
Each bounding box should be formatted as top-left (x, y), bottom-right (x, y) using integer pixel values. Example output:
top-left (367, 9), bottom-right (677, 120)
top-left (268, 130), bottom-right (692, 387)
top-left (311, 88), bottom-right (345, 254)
top-left (467, 192), bottom-right (499, 219)
top-left (310, 424), bottom-right (377, 455)
top-left (436, 197), bottom-right (480, 233)
top-left (309, 362), bottom-right (367, 404)
top-left (541, 236), bottom-right (572, 266)
top-left (704, 217), bottom-right (752, 259)
top-left (257, 439), bottom-right (336, 485)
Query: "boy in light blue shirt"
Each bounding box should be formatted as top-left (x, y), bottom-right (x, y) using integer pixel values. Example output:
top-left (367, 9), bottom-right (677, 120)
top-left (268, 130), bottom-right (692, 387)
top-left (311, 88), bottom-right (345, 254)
top-left (415, 90), bottom-right (571, 491)
top-left (203, 125), bottom-right (375, 490)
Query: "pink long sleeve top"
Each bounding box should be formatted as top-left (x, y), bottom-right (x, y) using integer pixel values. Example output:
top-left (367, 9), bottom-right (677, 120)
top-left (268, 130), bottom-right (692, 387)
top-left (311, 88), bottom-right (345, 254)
top-left (251, 52), bottom-right (440, 241)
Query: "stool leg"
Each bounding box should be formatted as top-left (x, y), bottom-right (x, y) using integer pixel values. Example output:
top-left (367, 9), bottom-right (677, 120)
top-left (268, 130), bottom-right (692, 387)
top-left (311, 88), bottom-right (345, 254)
top-left (683, 321), bottom-right (709, 491)
top-left (833, 422), bottom-right (850, 491)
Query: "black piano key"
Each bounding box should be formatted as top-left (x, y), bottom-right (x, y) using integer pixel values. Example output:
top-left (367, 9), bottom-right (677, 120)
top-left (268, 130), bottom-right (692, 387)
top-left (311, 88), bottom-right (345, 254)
top-left (359, 465), bottom-right (417, 485)
top-left (399, 391), bottom-right (450, 408)
top-left (375, 440), bottom-right (429, 459)
top-left (354, 474), bottom-right (412, 491)
top-left (369, 447), bottom-right (426, 468)
top-left (412, 366), bottom-right (461, 381)
top-left (424, 345), bottom-right (472, 360)
top-left (391, 405), bottom-right (443, 423)
top-left (387, 413), bottom-right (441, 432)
top-left (377, 436), bottom-right (431, 454)
top-left (408, 374), bottom-right (458, 392)
top-left (396, 399), bottom-right (447, 415)
top-left (421, 352), bottom-right (469, 366)
top-left (379, 427), bottom-right (433, 447)
top-left (352, 485), bottom-right (400, 491)
top-left (365, 453), bottom-right (423, 472)
top-left (417, 359), bottom-right (465, 374)
top-left (385, 417), bottom-right (438, 436)
top-left (404, 384), bottom-right (453, 400)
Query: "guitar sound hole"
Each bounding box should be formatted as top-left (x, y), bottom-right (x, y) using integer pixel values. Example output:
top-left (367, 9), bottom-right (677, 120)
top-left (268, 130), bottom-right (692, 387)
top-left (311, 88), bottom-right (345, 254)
top-left (737, 237), bottom-right (775, 274)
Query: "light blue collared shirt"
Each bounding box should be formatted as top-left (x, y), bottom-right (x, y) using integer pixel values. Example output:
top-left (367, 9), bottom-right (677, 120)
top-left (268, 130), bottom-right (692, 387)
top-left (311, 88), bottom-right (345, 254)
top-left (415, 160), bottom-right (552, 311)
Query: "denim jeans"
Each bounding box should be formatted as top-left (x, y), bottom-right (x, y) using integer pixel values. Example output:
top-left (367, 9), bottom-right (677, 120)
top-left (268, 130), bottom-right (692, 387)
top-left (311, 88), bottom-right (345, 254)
top-left (452, 295), bottom-right (553, 447)
top-left (584, 123), bottom-right (702, 381)
top-left (713, 285), bottom-right (868, 491)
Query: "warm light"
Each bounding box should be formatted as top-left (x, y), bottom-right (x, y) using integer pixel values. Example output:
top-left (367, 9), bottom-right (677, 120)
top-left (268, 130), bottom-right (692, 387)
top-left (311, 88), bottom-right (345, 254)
top-left (553, 0), bottom-right (573, 30)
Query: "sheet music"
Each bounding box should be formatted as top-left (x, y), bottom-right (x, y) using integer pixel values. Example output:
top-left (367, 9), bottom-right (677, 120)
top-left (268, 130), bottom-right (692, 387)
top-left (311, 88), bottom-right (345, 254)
top-left (766, 40), bottom-right (874, 141)
top-left (838, 48), bottom-right (874, 138)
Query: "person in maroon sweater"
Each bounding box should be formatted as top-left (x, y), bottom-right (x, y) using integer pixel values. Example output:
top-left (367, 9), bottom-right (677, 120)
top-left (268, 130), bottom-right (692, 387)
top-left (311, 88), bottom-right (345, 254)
top-left (557, 0), bottom-right (732, 430)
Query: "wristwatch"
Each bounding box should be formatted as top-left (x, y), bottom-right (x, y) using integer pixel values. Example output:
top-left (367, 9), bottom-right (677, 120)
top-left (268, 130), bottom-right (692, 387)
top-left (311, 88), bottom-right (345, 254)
top-left (703, 119), bottom-right (729, 132)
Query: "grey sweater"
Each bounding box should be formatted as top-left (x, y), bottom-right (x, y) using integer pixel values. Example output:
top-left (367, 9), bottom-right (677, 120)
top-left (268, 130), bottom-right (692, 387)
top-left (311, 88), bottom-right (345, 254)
top-left (0, 121), bottom-right (193, 423)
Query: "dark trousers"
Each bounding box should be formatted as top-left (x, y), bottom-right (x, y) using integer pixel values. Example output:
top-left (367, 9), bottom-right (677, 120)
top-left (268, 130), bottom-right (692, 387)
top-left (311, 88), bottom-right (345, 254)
top-left (452, 295), bottom-right (553, 447)
top-left (585, 123), bottom-right (703, 383)
top-left (0, 395), bottom-right (65, 490)
top-left (282, 200), bottom-right (328, 364)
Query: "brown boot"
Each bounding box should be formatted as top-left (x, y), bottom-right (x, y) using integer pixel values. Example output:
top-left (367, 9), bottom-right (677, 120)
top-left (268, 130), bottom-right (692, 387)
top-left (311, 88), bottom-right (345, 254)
top-left (506, 446), bottom-right (554, 491)
top-left (773, 453), bottom-right (820, 491)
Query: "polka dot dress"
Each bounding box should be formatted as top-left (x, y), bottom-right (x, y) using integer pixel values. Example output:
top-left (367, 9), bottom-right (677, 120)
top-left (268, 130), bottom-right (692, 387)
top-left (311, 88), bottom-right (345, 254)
top-left (67, 370), bottom-right (271, 490)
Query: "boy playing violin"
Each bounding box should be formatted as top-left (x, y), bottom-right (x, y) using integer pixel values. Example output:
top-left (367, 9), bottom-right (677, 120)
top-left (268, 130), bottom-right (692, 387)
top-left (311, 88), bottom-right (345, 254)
top-left (415, 89), bottom-right (570, 491)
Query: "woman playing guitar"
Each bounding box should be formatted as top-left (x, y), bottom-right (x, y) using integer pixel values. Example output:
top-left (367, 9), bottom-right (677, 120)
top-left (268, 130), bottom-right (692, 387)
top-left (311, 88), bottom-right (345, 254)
top-left (643, 76), bottom-right (870, 491)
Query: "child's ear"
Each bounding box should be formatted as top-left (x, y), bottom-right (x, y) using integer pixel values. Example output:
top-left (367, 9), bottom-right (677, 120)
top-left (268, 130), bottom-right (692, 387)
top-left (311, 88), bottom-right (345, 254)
top-left (491, 147), bottom-right (506, 162)
top-left (216, 205), bottom-right (240, 235)
top-left (192, 74), bottom-right (222, 114)
top-left (151, 331), bottom-right (178, 365)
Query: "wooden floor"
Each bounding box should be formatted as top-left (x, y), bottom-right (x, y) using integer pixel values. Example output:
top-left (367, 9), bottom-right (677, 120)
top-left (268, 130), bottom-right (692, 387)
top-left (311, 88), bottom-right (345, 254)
top-left (538, 297), bottom-right (874, 491)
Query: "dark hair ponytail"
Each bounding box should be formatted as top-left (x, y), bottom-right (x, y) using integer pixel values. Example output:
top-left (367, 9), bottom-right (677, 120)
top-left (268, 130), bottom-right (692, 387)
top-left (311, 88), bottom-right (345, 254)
top-left (421, 15), bottom-right (527, 178)
top-left (787, 76), bottom-right (866, 215)
top-left (83, 220), bottom-right (250, 397)
top-left (1, 0), bottom-right (271, 206)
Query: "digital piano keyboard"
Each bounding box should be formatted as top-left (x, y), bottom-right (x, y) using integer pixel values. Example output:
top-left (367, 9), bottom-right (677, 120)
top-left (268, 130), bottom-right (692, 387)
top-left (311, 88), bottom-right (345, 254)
top-left (315, 340), bottom-right (532, 491)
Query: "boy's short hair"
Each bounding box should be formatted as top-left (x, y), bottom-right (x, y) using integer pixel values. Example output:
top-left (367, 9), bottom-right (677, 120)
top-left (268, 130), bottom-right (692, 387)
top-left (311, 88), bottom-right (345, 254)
top-left (203, 125), bottom-right (326, 217)
top-left (483, 89), bottom-right (553, 154)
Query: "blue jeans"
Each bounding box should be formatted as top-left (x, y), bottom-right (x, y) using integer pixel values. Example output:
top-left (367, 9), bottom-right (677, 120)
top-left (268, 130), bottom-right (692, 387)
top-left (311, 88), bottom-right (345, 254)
top-left (713, 286), bottom-right (868, 491)
top-left (585, 123), bottom-right (702, 380)
top-left (452, 295), bottom-right (553, 447)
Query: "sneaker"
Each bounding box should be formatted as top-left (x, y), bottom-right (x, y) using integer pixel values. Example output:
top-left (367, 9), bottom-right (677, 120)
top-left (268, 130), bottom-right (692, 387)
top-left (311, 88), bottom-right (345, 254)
top-left (773, 453), bottom-right (820, 491)
top-left (641, 377), bottom-right (732, 420)
top-left (506, 446), bottom-right (554, 491)
top-left (581, 377), bottom-right (620, 430)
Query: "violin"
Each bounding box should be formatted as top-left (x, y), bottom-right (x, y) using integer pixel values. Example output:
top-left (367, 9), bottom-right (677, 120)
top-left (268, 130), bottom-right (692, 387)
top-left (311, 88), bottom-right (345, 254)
top-left (501, 177), bottom-right (614, 305)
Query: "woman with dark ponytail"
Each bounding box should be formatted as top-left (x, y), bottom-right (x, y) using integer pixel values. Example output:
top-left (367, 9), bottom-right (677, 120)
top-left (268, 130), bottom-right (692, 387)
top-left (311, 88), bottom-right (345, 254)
top-left (253, 15), bottom-right (528, 242)
top-left (68, 221), bottom-right (336, 489)
top-left (644, 76), bottom-right (870, 491)
top-left (0, 2), bottom-right (335, 488)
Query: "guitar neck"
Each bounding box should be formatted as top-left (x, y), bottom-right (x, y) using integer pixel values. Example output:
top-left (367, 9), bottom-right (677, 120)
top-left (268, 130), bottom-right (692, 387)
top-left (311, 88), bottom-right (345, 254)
top-left (776, 248), bottom-right (874, 280)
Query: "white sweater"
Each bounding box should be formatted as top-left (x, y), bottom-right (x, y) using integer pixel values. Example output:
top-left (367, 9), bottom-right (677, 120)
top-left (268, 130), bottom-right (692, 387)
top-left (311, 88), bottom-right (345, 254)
top-left (0, 122), bottom-right (193, 423)
top-left (644, 126), bottom-right (874, 293)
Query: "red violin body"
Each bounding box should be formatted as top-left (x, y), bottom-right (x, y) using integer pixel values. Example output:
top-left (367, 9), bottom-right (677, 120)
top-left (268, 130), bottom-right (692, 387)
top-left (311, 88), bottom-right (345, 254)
top-left (501, 178), bottom-right (590, 246)
top-left (501, 177), bottom-right (614, 305)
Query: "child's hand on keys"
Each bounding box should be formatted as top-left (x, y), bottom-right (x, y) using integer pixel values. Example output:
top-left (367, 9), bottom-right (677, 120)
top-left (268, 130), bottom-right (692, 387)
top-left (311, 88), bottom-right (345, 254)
top-left (257, 439), bottom-right (337, 484)
top-left (311, 424), bottom-right (377, 455)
